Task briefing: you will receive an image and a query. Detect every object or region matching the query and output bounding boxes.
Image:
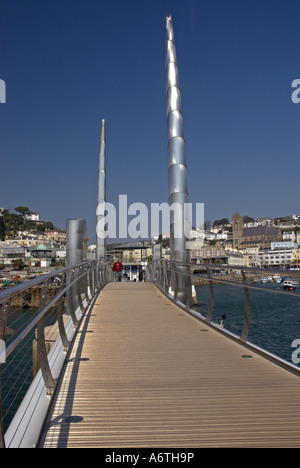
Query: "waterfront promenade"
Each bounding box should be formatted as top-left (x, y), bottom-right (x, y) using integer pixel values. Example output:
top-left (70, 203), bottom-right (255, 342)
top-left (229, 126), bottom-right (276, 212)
top-left (40, 282), bottom-right (300, 448)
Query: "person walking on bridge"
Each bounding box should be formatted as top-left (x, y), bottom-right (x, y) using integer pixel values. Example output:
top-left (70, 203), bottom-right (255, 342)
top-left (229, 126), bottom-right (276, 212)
top-left (112, 259), bottom-right (123, 282)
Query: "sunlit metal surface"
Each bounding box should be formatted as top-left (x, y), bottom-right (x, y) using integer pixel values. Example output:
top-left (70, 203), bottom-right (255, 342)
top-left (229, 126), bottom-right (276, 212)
top-left (167, 110), bottom-right (184, 139)
top-left (66, 219), bottom-right (87, 266)
top-left (165, 15), bottom-right (191, 304)
top-left (96, 119), bottom-right (106, 260)
top-left (167, 137), bottom-right (186, 166)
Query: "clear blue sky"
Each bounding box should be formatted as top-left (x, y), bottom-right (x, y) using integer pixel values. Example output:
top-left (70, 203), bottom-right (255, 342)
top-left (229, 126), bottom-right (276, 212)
top-left (1, 0), bottom-right (299, 243)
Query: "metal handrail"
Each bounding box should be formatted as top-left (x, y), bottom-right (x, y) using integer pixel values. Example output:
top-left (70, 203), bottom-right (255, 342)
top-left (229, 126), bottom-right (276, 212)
top-left (3, 266), bottom-right (91, 360)
top-left (147, 260), bottom-right (300, 377)
top-left (0, 259), bottom-right (112, 448)
top-left (0, 264), bottom-right (74, 302)
top-left (149, 260), bottom-right (300, 296)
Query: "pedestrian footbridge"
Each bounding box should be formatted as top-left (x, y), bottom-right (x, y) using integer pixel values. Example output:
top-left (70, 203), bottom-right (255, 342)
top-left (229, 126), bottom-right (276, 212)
top-left (1, 13), bottom-right (300, 449)
top-left (1, 261), bottom-right (300, 448)
top-left (39, 281), bottom-right (300, 448)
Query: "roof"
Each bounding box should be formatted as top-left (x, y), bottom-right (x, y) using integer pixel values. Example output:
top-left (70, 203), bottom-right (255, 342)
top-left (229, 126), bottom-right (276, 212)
top-left (225, 250), bottom-right (243, 257)
top-left (243, 226), bottom-right (281, 237)
top-left (1, 246), bottom-right (24, 254)
top-left (37, 243), bottom-right (49, 250)
top-left (108, 242), bottom-right (152, 251)
top-left (240, 240), bottom-right (264, 246)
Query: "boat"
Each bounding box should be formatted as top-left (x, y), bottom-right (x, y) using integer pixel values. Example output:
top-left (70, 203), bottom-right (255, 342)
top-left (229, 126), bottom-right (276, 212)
top-left (259, 277), bottom-right (269, 283)
top-left (282, 278), bottom-right (299, 291)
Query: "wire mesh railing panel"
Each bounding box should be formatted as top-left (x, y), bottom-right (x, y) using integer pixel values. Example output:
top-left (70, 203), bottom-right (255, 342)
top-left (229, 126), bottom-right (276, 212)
top-left (0, 260), bottom-right (112, 448)
top-left (147, 260), bottom-right (300, 376)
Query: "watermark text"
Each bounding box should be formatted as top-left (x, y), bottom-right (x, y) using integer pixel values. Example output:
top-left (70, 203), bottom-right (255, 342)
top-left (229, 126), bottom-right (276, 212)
top-left (291, 79), bottom-right (300, 104)
top-left (96, 195), bottom-right (204, 249)
top-left (0, 79), bottom-right (6, 103)
top-left (0, 339), bottom-right (6, 364)
top-left (292, 339), bottom-right (300, 365)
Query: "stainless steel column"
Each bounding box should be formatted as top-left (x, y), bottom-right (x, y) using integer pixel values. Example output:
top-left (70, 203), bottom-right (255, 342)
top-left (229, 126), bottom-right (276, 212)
top-left (165, 15), bottom-right (191, 305)
top-left (96, 119), bottom-right (106, 260)
top-left (66, 219), bottom-right (87, 266)
top-left (66, 219), bottom-right (87, 317)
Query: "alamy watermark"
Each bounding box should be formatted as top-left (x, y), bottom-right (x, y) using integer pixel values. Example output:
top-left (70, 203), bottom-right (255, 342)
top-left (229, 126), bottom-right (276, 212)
top-left (291, 79), bottom-right (300, 104)
top-left (0, 339), bottom-right (6, 364)
top-left (0, 79), bottom-right (6, 103)
top-left (292, 339), bottom-right (300, 365)
top-left (96, 195), bottom-right (204, 249)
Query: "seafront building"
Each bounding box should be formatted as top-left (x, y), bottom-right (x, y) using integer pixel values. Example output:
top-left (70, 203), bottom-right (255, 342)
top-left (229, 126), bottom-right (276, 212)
top-left (255, 242), bottom-right (300, 269)
top-left (1, 210), bottom-right (300, 272)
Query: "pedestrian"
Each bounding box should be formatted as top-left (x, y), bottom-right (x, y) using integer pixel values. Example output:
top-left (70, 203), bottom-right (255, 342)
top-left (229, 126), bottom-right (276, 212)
top-left (112, 258), bottom-right (123, 282)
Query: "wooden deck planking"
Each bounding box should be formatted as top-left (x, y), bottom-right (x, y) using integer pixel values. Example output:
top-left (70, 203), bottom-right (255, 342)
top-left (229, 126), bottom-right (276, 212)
top-left (41, 282), bottom-right (300, 448)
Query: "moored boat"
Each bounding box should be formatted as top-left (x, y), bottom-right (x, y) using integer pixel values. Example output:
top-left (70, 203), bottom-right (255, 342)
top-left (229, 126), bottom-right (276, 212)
top-left (282, 278), bottom-right (299, 291)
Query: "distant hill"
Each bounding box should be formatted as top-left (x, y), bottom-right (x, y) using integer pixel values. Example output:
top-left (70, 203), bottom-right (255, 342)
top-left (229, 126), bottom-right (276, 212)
top-left (0, 207), bottom-right (54, 240)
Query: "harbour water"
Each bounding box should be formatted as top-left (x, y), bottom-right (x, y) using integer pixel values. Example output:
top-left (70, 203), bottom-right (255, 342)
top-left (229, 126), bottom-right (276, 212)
top-left (1, 307), bottom-right (57, 432)
top-left (194, 283), bottom-right (300, 364)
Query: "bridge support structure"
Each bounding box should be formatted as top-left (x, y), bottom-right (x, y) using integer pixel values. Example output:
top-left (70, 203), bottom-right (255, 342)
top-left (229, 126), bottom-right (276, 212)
top-left (96, 119), bottom-right (106, 261)
top-left (165, 15), bottom-right (191, 306)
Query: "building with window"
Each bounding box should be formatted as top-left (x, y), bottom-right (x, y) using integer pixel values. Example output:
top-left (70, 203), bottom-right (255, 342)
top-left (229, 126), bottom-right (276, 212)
top-left (107, 242), bottom-right (153, 281)
top-left (257, 242), bottom-right (298, 268)
top-left (0, 242), bottom-right (25, 266)
top-left (232, 213), bottom-right (281, 250)
top-left (24, 212), bottom-right (40, 221)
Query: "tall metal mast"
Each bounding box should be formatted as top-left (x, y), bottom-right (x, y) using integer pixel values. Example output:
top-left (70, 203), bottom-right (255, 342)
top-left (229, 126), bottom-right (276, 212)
top-left (165, 15), bottom-right (191, 304)
top-left (96, 119), bottom-right (106, 260)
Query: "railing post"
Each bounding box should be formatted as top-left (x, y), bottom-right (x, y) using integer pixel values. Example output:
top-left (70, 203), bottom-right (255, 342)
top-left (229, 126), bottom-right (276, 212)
top-left (83, 264), bottom-right (90, 305)
top-left (76, 266), bottom-right (87, 314)
top-left (173, 263), bottom-right (178, 301)
top-left (0, 367), bottom-right (5, 448)
top-left (100, 261), bottom-right (104, 288)
top-left (161, 260), bottom-right (166, 294)
top-left (90, 261), bottom-right (96, 297)
top-left (166, 261), bottom-right (171, 295)
top-left (56, 272), bottom-right (71, 350)
top-left (241, 270), bottom-right (251, 342)
top-left (206, 268), bottom-right (214, 323)
top-left (185, 264), bottom-right (192, 309)
top-left (0, 299), bottom-right (10, 448)
top-left (95, 260), bottom-right (100, 290)
top-left (36, 283), bottom-right (57, 394)
top-left (68, 269), bottom-right (79, 326)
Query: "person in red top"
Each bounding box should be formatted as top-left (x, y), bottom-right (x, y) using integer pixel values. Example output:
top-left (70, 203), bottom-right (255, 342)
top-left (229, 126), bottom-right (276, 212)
top-left (112, 259), bottom-right (123, 282)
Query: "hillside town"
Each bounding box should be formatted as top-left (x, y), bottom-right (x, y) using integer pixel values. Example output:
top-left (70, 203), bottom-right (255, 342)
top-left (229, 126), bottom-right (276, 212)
top-left (1, 206), bottom-right (300, 286)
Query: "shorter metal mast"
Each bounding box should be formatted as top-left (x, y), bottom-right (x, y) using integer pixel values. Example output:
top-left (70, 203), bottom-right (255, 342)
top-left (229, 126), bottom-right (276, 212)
top-left (96, 119), bottom-right (106, 260)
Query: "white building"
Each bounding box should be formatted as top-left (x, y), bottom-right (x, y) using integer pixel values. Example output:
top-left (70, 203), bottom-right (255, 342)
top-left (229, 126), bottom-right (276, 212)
top-left (24, 212), bottom-right (40, 221)
top-left (0, 242), bottom-right (25, 265)
top-left (190, 229), bottom-right (206, 248)
top-left (282, 231), bottom-right (296, 242)
top-left (257, 243), bottom-right (298, 268)
top-left (271, 241), bottom-right (298, 250)
top-left (205, 232), bottom-right (228, 242)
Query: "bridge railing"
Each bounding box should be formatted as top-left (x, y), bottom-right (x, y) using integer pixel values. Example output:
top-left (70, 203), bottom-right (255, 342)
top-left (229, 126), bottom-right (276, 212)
top-left (147, 260), bottom-right (300, 376)
top-left (0, 260), bottom-right (112, 448)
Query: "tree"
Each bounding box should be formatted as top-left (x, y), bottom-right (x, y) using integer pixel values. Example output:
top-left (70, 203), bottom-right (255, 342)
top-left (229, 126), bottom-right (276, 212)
top-left (11, 259), bottom-right (25, 270)
top-left (213, 218), bottom-right (229, 226)
top-left (15, 206), bottom-right (29, 216)
top-left (38, 221), bottom-right (54, 232)
top-left (0, 218), bottom-right (5, 240)
top-left (243, 215), bottom-right (254, 224)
